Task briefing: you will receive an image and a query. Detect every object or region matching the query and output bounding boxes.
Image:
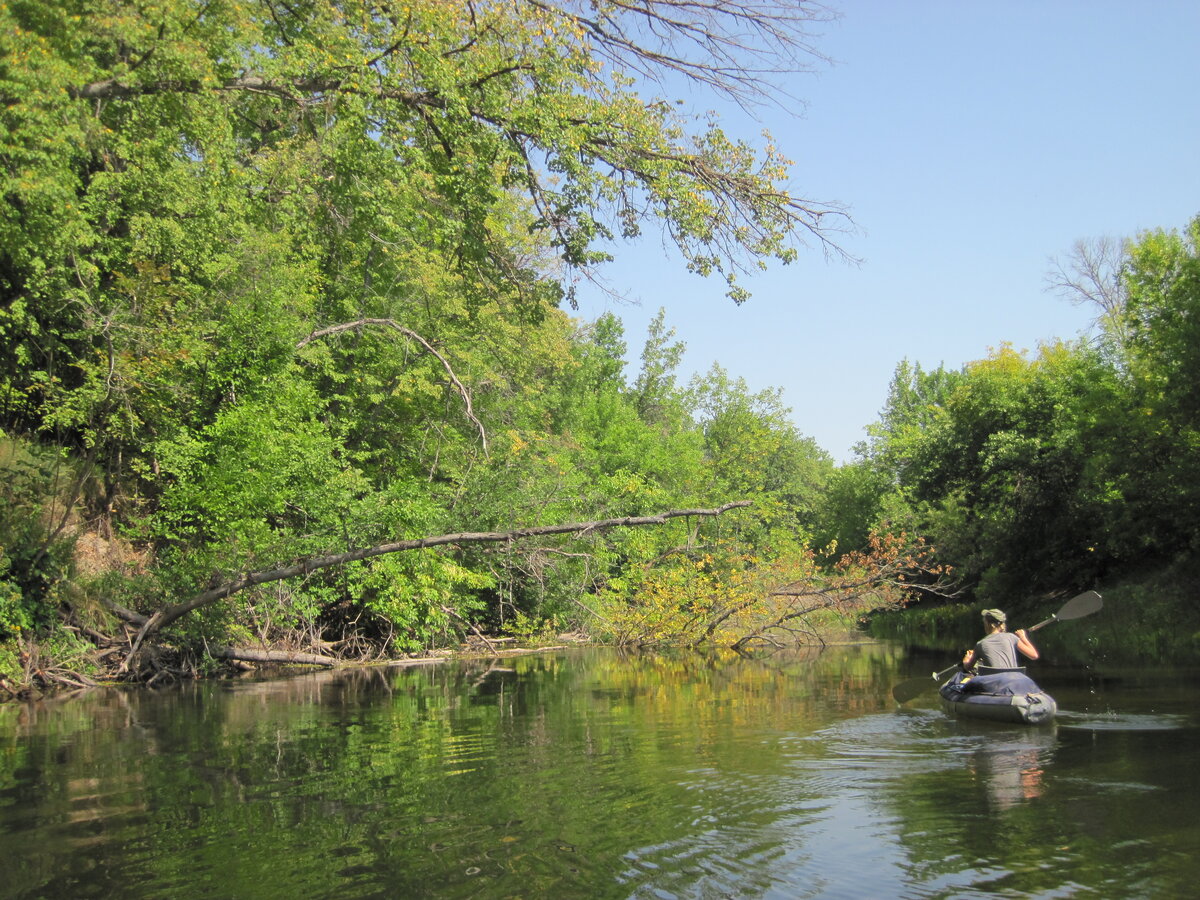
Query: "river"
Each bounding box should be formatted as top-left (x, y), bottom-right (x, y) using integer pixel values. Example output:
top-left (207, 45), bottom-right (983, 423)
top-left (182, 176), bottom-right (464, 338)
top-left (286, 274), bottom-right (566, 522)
top-left (1, 643), bottom-right (1196, 898)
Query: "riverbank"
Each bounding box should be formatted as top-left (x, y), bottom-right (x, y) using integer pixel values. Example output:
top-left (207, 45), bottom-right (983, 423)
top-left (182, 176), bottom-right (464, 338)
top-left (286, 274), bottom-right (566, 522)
top-left (0, 627), bottom-right (597, 703)
top-left (6, 556), bottom-right (1197, 702)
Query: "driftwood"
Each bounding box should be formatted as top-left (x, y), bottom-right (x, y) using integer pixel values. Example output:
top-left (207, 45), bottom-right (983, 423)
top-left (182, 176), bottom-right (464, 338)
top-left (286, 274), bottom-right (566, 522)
top-left (209, 646), bottom-right (338, 668)
top-left (120, 501), bottom-right (751, 672)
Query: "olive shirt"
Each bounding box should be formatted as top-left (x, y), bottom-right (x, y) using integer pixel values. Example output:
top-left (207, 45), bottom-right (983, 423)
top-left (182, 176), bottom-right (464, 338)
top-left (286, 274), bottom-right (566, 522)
top-left (974, 632), bottom-right (1021, 669)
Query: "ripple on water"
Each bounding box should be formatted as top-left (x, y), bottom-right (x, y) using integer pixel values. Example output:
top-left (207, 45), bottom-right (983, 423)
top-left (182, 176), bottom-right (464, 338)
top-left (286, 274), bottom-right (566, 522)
top-left (787, 710), bottom-right (973, 769)
top-left (1056, 711), bottom-right (1191, 731)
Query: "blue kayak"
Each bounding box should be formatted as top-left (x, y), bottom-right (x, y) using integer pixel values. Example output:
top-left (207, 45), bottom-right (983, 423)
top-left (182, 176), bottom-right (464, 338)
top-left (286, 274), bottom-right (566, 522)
top-left (939, 669), bottom-right (1057, 725)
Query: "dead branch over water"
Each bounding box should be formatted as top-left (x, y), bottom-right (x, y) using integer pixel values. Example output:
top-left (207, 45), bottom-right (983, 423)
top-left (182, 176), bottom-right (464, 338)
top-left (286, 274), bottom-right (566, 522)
top-left (117, 502), bottom-right (753, 674)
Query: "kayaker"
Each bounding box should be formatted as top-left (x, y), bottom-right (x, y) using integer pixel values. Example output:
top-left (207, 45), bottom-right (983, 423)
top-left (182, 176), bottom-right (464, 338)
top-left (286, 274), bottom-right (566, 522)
top-left (961, 608), bottom-right (1039, 671)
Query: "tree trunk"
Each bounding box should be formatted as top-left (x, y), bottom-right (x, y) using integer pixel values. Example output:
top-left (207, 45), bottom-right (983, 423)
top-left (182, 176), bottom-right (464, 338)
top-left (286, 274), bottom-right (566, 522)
top-left (209, 646), bottom-right (338, 667)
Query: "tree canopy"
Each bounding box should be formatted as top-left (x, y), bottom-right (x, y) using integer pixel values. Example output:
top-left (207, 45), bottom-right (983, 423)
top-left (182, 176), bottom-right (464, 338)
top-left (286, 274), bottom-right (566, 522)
top-left (4, 1), bottom-right (917, 690)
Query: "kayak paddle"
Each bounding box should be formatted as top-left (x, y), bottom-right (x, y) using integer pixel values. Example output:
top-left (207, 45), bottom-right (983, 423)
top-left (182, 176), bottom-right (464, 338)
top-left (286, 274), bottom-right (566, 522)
top-left (890, 590), bottom-right (1103, 704)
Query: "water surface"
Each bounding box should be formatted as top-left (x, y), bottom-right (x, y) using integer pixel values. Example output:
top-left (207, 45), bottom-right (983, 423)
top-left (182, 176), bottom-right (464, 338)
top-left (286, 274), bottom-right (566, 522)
top-left (1, 645), bottom-right (1196, 898)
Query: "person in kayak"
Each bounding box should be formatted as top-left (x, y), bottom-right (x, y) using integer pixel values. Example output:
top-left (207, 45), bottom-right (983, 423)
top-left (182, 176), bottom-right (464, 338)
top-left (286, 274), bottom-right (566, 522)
top-left (961, 608), bottom-right (1039, 671)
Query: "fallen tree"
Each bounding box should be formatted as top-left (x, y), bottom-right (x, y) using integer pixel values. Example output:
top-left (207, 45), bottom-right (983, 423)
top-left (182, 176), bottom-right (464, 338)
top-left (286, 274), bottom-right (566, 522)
top-left (120, 502), bottom-right (752, 672)
top-left (209, 646), bottom-right (338, 668)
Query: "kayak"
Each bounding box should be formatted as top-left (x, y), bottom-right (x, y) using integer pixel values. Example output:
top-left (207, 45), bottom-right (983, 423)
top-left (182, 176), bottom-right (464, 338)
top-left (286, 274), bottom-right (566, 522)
top-left (939, 668), bottom-right (1057, 725)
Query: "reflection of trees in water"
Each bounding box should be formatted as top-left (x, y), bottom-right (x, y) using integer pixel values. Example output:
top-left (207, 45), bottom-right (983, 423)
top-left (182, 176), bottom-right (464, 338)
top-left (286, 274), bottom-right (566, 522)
top-left (3, 652), bottom-right (1197, 898)
top-left (0, 645), bottom-right (910, 896)
top-left (883, 712), bottom-right (1200, 897)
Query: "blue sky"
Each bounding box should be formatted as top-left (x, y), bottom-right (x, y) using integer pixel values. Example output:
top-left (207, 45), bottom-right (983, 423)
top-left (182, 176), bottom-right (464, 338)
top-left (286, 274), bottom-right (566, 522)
top-left (572, 1), bottom-right (1200, 463)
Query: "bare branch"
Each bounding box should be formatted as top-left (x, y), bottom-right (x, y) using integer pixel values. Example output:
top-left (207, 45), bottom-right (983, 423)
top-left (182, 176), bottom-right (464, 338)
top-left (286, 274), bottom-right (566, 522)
top-left (525, 0), bottom-right (838, 109)
top-left (1046, 236), bottom-right (1129, 340)
top-left (119, 501), bottom-right (753, 669)
top-left (440, 604), bottom-right (499, 654)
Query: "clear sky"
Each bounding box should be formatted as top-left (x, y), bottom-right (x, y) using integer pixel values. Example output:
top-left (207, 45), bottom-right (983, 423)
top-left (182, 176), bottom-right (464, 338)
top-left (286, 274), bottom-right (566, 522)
top-left (571, 1), bottom-right (1200, 463)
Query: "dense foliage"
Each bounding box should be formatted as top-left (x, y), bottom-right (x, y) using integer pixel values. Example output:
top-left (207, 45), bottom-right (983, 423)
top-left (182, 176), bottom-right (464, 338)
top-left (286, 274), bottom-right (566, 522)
top-left (2, 1), bottom-right (1195, 690)
top-left (4, 0), bottom-right (924, 689)
top-left (841, 217), bottom-right (1200, 653)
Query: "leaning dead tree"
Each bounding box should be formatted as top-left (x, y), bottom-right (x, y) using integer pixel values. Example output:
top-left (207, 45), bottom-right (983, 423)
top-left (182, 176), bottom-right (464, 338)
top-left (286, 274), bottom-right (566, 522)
top-left (120, 501), bottom-right (752, 671)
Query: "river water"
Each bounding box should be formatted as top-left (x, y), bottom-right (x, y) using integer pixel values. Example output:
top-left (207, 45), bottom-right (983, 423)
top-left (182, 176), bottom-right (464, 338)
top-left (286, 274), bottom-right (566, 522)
top-left (1, 643), bottom-right (1196, 898)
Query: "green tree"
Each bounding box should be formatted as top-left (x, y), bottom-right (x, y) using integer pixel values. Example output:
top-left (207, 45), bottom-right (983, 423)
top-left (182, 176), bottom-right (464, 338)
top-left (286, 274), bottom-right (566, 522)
top-left (862, 359), bottom-right (963, 486)
top-left (1107, 218), bottom-right (1200, 558)
top-left (633, 309), bottom-right (689, 429)
top-left (689, 364), bottom-right (831, 539)
top-left (808, 460), bottom-right (894, 557)
top-left (871, 344), bottom-right (1125, 600)
top-left (2, 0), bottom-right (849, 459)
top-left (0, 0), bottom-right (858, 678)
top-left (1122, 218), bottom-right (1200, 429)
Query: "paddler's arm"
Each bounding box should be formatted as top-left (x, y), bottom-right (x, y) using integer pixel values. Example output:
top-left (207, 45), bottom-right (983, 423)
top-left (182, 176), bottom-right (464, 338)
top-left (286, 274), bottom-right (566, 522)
top-left (1015, 628), bottom-right (1039, 660)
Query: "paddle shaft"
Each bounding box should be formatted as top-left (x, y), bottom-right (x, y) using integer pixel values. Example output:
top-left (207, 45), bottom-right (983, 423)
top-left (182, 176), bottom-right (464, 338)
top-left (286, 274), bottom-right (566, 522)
top-left (1026, 614), bottom-right (1059, 632)
top-left (1024, 590), bottom-right (1102, 633)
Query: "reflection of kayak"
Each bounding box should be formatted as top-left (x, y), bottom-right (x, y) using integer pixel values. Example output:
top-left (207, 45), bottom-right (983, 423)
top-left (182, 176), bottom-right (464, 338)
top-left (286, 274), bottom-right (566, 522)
top-left (939, 669), bottom-right (1057, 725)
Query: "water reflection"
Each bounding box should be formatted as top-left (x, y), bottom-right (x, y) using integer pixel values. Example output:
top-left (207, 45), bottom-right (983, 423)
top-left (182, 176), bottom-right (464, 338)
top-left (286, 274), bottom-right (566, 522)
top-left (0, 647), bottom-right (1197, 899)
top-left (958, 725), bottom-right (1055, 810)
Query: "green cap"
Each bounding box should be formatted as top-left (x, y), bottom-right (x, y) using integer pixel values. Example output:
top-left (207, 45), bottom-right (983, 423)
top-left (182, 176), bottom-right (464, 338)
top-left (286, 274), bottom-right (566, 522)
top-left (981, 608), bottom-right (1006, 623)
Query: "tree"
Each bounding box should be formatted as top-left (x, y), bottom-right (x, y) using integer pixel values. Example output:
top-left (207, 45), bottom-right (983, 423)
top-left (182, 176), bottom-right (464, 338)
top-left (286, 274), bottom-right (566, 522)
top-left (0, 1), bottom-right (864, 684)
top-left (1, 0), bottom-right (853, 476)
top-left (1122, 218), bottom-right (1200, 430)
top-left (1109, 218), bottom-right (1200, 557)
top-left (1046, 236), bottom-right (1129, 346)
top-left (862, 359), bottom-right (964, 491)
top-left (808, 460), bottom-right (893, 557)
top-left (633, 308), bottom-right (688, 428)
top-left (689, 363), bottom-right (831, 535)
top-left (869, 343), bottom-right (1129, 599)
